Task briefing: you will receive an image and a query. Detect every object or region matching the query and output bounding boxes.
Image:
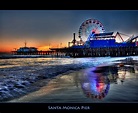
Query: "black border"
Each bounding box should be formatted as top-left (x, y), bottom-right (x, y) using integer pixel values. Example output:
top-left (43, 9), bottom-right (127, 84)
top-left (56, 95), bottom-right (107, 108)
top-left (0, 103), bottom-right (138, 113)
top-left (1, 0), bottom-right (138, 10)
top-left (0, 1), bottom-right (138, 113)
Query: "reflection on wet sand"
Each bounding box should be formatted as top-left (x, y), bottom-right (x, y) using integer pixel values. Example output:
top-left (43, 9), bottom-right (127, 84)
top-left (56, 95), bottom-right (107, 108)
top-left (80, 57), bottom-right (138, 100)
top-left (81, 70), bottom-right (110, 100)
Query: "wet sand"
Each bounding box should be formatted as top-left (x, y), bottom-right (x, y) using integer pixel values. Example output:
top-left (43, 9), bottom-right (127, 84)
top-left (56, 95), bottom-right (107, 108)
top-left (8, 60), bottom-right (138, 103)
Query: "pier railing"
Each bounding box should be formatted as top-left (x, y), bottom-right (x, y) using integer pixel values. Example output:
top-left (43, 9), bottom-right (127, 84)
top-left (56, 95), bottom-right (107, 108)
top-left (50, 46), bottom-right (138, 58)
top-left (11, 46), bottom-right (138, 58)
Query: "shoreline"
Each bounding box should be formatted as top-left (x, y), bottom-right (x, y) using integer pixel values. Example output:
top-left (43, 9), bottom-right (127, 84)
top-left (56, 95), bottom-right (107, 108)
top-left (8, 57), bottom-right (138, 103)
top-left (0, 69), bottom-right (76, 102)
top-left (0, 56), bottom-right (137, 102)
top-left (6, 70), bottom-right (78, 103)
top-left (0, 57), bottom-right (98, 102)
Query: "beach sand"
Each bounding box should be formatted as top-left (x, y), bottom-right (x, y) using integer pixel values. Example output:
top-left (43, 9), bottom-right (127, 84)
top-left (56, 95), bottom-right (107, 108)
top-left (8, 58), bottom-right (138, 103)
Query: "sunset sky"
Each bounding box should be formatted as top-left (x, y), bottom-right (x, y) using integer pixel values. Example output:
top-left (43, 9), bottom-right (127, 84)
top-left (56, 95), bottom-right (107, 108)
top-left (0, 10), bottom-right (138, 52)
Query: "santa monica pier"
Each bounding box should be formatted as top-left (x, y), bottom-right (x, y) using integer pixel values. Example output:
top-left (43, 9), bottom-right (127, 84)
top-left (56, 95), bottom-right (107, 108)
top-left (12, 18), bottom-right (138, 58)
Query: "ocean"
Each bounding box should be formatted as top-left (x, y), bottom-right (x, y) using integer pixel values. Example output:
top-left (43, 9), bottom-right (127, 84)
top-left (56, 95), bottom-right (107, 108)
top-left (0, 56), bottom-right (138, 103)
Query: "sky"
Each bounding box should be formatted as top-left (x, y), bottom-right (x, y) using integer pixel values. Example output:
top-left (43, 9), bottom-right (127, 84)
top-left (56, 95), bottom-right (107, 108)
top-left (0, 10), bottom-right (138, 52)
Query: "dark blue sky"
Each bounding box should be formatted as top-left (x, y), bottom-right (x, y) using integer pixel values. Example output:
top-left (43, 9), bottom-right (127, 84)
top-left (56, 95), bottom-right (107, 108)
top-left (0, 10), bottom-right (138, 51)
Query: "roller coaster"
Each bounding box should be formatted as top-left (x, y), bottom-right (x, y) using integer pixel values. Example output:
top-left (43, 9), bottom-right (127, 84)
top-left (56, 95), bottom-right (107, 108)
top-left (51, 18), bottom-right (138, 57)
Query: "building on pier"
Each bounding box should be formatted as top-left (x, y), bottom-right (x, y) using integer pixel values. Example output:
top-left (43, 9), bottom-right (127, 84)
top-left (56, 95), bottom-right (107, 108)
top-left (11, 41), bottom-right (55, 55)
top-left (12, 18), bottom-right (138, 57)
top-left (50, 18), bottom-right (138, 57)
top-left (17, 47), bottom-right (38, 53)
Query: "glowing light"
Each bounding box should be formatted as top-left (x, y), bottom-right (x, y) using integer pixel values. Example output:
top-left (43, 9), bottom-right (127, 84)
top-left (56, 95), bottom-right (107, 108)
top-left (38, 46), bottom-right (50, 51)
top-left (96, 83), bottom-right (105, 93)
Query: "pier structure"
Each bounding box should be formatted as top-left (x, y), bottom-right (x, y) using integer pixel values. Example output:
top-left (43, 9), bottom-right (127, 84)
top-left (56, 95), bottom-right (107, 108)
top-left (50, 18), bottom-right (138, 57)
top-left (11, 50), bottom-right (55, 55)
top-left (50, 46), bottom-right (138, 58)
top-left (12, 18), bottom-right (138, 58)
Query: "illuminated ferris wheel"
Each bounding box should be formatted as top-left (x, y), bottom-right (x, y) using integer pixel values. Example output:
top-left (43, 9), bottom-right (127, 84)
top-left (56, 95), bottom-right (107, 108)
top-left (78, 18), bottom-right (105, 41)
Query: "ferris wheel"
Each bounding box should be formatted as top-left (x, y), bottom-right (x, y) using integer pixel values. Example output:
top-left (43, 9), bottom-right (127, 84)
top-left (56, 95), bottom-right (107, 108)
top-left (78, 18), bottom-right (105, 41)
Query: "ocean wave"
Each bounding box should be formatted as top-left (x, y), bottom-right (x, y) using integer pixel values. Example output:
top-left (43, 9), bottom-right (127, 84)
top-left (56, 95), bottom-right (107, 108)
top-left (0, 56), bottom-right (133, 102)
